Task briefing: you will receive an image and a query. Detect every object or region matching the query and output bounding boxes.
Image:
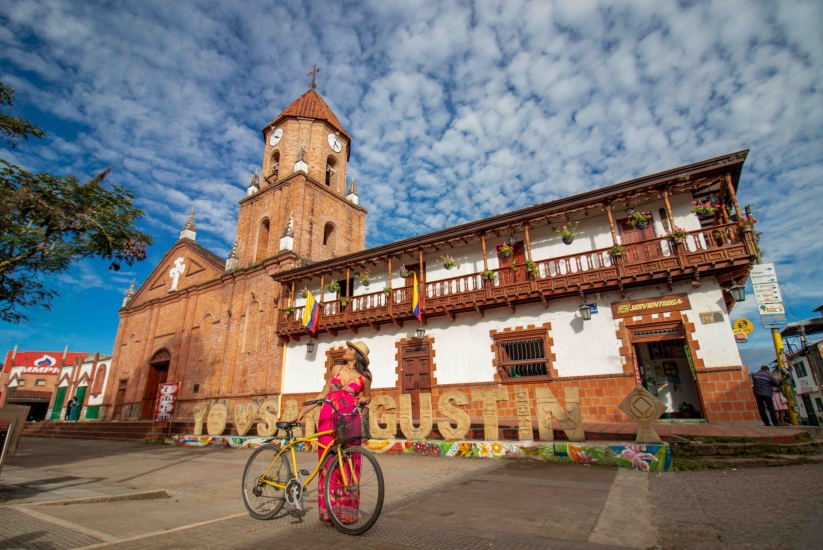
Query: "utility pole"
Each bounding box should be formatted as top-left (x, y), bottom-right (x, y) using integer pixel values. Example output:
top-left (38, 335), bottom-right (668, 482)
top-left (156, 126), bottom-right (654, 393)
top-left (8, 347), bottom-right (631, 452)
top-left (749, 216), bottom-right (799, 425)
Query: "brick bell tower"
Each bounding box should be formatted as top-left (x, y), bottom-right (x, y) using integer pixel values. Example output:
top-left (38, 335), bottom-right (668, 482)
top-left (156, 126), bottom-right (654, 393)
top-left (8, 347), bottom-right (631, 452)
top-left (234, 87), bottom-right (367, 269)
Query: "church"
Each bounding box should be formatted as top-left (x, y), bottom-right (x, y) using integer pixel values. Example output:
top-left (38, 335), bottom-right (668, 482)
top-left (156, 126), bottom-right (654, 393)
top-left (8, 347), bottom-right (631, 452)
top-left (97, 85), bottom-right (761, 431)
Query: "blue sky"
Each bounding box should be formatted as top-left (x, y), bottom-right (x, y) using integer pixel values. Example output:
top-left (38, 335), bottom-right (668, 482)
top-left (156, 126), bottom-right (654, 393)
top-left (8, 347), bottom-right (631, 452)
top-left (1, 0), bottom-right (821, 368)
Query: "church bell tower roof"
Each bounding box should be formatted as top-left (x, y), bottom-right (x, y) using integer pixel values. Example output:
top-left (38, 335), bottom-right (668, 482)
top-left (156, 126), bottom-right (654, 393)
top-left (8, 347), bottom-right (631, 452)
top-left (264, 89), bottom-right (351, 159)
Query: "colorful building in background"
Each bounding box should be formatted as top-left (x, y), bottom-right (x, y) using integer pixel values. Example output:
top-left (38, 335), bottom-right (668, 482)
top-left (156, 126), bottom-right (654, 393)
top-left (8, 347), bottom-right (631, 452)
top-left (1, 349), bottom-right (87, 421)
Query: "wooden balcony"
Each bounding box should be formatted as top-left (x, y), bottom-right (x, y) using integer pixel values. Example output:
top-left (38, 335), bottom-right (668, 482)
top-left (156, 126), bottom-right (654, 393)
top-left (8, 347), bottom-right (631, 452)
top-left (276, 223), bottom-right (755, 340)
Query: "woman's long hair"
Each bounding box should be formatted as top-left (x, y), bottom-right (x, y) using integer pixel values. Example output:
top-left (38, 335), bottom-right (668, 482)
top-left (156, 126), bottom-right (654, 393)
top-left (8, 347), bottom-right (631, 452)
top-left (354, 350), bottom-right (372, 380)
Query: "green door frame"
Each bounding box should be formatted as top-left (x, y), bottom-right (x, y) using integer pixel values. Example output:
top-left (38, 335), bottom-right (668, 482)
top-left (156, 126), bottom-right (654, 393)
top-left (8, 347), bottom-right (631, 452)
top-left (73, 386), bottom-right (87, 421)
top-left (50, 387), bottom-right (67, 420)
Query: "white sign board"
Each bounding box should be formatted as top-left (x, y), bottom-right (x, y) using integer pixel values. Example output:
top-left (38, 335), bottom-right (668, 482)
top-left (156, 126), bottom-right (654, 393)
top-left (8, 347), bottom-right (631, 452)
top-left (751, 263), bottom-right (778, 285)
top-left (759, 303), bottom-right (786, 315)
top-left (753, 283), bottom-right (783, 305)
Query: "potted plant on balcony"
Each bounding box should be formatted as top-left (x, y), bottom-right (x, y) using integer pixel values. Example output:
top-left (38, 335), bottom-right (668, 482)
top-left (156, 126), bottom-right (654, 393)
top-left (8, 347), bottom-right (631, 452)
top-left (284, 306), bottom-right (297, 318)
top-left (482, 269), bottom-right (497, 281)
top-left (555, 221), bottom-right (579, 245)
top-left (498, 243), bottom-right (514, 258)
top-left (737, 218), bottom-right (757, 233)
top-left (678, 402), bottom-right (697, 418)
top-left (382, 287), bottom-right (392, 297)
top-left (355, 269), bottom-right (371, 287)
top-left (398, 264), bottom-right (410, 278)
top-left (610, 244), bottom-right (626, 258)
top-left (439, 255), bottom-right (460, 270)
top-left (666, 227), bottom-right (687, 246)
top-left (300, 287), bottom-right (309, 298)
top-left (325, 279), bottom-right (340, 293)
top-left (627, 210), bottom-right (649, 229)
top-left (691, 201), bottom-right (719, 216)
top-left (339, 296), bottom-right (351, 308)
top-left (524, 259), bottom-right (538, 275)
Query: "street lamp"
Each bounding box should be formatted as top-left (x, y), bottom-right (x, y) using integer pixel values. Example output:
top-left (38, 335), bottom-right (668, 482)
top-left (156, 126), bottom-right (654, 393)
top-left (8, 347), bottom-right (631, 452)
top-left (416, 327), bottom-right (426, 340)
top-left (579, 304), bottom-right (592, 321)
top-left (728, 282), bottom-right (746, 302)
top-left (306, 341), bottom-right (314, 353)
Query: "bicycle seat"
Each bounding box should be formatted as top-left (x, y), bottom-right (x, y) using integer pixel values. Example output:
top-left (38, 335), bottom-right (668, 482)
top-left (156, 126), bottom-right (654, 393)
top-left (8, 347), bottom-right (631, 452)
top-left (276, 421), bottom-right (301, 429)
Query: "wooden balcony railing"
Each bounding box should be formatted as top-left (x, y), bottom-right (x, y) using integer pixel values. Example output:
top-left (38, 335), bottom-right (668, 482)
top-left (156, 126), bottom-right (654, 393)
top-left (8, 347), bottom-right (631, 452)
top-left (276, 222), bottom-right (754, 339)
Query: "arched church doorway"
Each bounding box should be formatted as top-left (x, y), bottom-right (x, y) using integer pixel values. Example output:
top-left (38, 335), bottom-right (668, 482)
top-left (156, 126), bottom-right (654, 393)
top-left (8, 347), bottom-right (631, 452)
top-left (140, 349), bottom-right (170, 419)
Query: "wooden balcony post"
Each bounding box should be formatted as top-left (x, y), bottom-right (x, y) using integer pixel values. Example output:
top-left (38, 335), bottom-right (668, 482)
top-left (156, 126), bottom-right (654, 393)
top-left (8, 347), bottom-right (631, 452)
top-left (663, 190), bottom-right (675, 225)
top-left (524, 225), bottom-right (534, 291)
top-left (387, 257), bottom-right (393, 315)
top-left (605, 203), bottom-right (618, 245)
top-left (345, 266), bottom-right (351, 319)
top-left (319, 273), bottom-right (325, 314)
top-left (290, 281), bottom-right (295, 308)
top-left (481, 234), bottom-right (488, 271)
top-left (725, 173), bottom-right (744, 220)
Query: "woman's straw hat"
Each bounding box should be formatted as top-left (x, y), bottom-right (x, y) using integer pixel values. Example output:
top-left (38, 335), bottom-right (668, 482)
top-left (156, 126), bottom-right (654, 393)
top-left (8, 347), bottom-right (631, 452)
top-left (346, 340), bottom-right (370, 366)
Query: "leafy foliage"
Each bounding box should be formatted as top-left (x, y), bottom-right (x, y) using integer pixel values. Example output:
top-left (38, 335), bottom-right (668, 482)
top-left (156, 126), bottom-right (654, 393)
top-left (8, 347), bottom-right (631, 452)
top-left (0, 82), bottom-right (153, 323)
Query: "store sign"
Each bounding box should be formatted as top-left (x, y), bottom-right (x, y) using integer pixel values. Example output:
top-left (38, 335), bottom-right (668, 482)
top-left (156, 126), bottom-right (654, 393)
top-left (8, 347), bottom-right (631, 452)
top-left (734, 332), bottom-right (748, 343)
top-left (700, 312), bottom-right (723, 324)
top-left (3, 351), bottom-right (87, 375)
top-left (154, 383), bottom-right (180, 423)
top-left (798, 378), bottom-right (813, 394)
top-left (733, 318), bottom-right (755, 334)
top-left (611, 294), bottom-right (691, 319)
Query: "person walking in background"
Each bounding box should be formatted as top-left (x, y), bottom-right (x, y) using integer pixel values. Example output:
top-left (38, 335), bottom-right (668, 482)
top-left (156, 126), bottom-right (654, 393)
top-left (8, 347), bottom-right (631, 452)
top-left (752, 366), bottom-right (784, 426)
top-left (68, 397), bottom-right (80, 422)
top-left (64, 397), bottom-right (77, 421)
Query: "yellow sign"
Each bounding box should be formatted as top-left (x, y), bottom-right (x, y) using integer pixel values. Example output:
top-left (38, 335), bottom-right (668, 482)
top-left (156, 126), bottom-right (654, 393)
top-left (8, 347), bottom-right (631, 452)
top-left (733, 318), bottom-right (754, 335)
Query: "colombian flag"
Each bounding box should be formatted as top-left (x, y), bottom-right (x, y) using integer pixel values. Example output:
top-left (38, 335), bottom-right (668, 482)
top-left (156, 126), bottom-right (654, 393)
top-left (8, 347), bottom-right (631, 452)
top-left (302, 290), bottom-right (320, 334)
top-left (412, 272), bottom-right (422, 322)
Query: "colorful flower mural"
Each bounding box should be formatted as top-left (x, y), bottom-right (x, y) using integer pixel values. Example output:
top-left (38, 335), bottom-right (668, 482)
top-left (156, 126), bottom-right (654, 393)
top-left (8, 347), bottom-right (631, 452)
top-left (175, 436), bottom-right (671, 472)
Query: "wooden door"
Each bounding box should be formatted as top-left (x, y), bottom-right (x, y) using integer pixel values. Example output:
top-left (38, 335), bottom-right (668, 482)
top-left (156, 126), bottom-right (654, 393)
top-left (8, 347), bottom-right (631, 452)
top-left (400, 342), bottom-right (432, 418)
top-left (50, 386), bottom-right (66, 420)
top-left (617, 216), bottom-right (656, 262)
top-left (141, 365), bottom-right (168, 420)
top-left (497, 242), bottom-right (526, 284)
top-left (73, 386), bottom-right (87, 421)
top-left (113, 380), bottom-right (127, 419)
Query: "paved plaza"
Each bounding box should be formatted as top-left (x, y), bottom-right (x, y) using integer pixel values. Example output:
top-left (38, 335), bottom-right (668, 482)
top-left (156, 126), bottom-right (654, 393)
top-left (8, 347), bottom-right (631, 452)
top-left (0, 438), bottom-right (821, 549)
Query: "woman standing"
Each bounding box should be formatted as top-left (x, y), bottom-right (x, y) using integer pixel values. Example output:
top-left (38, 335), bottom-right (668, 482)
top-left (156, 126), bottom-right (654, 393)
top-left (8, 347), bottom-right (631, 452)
top-left (772, 385), bottom-right (789, 425)
top-left (296, 341), bottom-right (372, 525)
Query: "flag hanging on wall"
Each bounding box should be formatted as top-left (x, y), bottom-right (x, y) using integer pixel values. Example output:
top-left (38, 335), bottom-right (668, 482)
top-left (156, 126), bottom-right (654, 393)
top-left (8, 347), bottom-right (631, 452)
top-left (412, 272), bottom-right (423, 322)
top-left (302, 290), bottom-right (320, 334)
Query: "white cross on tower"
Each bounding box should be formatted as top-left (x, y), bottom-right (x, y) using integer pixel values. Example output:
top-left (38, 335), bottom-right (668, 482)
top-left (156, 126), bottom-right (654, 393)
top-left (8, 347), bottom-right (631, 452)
top-left (169, 257), bottom-right (186, 292)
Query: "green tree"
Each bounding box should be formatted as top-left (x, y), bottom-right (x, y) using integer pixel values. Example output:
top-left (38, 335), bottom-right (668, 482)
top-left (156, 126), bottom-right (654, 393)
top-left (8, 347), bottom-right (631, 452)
top-left (0, 82), bottom-right (153, 323)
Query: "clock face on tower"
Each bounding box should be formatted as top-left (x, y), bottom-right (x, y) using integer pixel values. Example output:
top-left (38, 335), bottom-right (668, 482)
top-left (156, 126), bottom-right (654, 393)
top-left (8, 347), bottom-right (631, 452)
top-left (327, 133), bottom-right (342, 153)
top-left (268, 128), bottom-right (283, 147)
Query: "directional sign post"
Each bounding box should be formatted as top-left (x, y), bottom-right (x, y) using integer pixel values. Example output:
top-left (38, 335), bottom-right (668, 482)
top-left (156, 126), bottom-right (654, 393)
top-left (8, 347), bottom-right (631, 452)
top-left (750, 263), bottom-right (787, 329)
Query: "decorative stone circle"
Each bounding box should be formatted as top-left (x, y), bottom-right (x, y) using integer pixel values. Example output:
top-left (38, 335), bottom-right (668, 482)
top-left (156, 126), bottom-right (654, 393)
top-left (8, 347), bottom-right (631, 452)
top-left (618, 385), bottom-right (667, 444)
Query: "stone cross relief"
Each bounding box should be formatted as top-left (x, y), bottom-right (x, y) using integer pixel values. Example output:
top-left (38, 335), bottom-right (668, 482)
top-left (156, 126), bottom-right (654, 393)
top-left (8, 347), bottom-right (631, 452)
top-left (169, 257), bottom-right (186, 292)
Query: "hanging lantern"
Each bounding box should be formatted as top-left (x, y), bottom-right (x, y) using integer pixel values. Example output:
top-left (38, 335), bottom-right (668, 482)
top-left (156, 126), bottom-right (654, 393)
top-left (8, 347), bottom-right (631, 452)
top-left (728, 282), bottom-right (746, 302)
top-left (416, 327), bottom-right (426, 340)
top-left (306, 341), bottom-right (315, 353)
top-left (579, 304), bottom-right (592, 321)
top-left (507, 233), bottom-right (517, 246)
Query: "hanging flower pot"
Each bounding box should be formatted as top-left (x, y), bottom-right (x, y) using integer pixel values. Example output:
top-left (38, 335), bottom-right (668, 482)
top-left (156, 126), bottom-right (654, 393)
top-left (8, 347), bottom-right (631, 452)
top-left (738, 219), bottom-right (756, 233)
top-left (439, 255), bottom-right (460, 270)
top-left (555, 221), bottom-right (579, 245)
top-left (498, 244), bottom-right (513, 258)
top-left (355, 270), bottom-right (371, 287)
top-left (610, 244), bottom-right (626, 258)
top-left (666, 227), bottom-right (686, 247)
top-left (481, 269), bottom-right (497, 281)
top-left (300, 287), bottom-right (309, 298)
top-left (398, 265), bottom-right (410, 278)
top-left (627, 210), bottom-right (649, 229)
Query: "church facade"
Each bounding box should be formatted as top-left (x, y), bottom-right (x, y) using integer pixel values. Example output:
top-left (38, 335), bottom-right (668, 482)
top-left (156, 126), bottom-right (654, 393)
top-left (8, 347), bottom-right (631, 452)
top-left (101, 89), bottom-right (760, 429)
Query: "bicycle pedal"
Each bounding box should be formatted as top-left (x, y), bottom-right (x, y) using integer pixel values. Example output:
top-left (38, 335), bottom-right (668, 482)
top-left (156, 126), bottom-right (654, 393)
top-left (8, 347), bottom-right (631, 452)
top-left (299, 469), bottom-right (310, 476)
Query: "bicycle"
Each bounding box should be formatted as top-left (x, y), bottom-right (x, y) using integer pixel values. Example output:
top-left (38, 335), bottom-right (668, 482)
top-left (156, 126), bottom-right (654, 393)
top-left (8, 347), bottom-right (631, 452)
top-left (241, 398), bottom-right (385, 535)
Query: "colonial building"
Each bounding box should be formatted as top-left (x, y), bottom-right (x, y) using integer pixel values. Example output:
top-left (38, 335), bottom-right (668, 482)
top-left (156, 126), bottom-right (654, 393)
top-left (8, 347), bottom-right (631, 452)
top-left (101, 87), bottom-right (761, 430)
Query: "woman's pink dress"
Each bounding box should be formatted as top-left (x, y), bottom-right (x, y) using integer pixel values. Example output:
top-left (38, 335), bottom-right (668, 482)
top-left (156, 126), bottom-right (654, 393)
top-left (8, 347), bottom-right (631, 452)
top-left (772, 387), bottom-right (788, 411)
top-left (317, 372), bottom-right (364, 522)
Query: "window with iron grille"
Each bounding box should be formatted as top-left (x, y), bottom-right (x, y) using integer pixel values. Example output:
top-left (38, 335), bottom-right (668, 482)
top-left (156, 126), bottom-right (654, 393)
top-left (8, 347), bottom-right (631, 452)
top-left (492, 328), bottom-right (552, 382)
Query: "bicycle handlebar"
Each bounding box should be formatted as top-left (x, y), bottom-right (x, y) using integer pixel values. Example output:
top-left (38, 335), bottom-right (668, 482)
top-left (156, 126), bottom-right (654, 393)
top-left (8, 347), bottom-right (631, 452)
top-left (302, 398), bottom-right (363, 416)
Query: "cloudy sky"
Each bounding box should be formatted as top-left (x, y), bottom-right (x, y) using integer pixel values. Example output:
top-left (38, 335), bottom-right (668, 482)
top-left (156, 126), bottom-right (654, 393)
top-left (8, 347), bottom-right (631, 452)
top-left (1, 0), bottom-right (821, 367)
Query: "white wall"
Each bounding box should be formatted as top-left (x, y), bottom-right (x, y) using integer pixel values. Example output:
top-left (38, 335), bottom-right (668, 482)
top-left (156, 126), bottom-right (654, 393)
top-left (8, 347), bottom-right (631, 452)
top-left (283, 276), bottom-right (742, 394)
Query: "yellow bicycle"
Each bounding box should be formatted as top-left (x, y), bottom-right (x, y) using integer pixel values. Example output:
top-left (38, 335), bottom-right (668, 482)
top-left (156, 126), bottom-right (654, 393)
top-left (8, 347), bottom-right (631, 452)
top-left (241, 399), bottom-right (384, 535)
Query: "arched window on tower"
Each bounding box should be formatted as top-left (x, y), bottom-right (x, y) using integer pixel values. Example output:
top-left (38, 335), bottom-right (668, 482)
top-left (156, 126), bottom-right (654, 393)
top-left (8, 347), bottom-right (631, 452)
top-left (325, 156), bottom-right (337, 187)
top-left (255, 219), bottom-right (270, 263)
top-left (270, 151), bottom-right (280, 180)
top-left (323, 222), bottom-right (336, 247)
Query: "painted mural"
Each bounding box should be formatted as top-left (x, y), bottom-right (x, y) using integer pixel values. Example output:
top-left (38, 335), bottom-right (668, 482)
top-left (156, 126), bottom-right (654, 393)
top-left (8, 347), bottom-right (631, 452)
top-left (175, 435), bottom-right (671, 472)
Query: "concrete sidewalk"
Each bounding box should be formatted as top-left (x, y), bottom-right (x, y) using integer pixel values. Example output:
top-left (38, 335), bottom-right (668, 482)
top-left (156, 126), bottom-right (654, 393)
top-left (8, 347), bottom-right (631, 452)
top-left (0, 438), bottom-right (649, 549)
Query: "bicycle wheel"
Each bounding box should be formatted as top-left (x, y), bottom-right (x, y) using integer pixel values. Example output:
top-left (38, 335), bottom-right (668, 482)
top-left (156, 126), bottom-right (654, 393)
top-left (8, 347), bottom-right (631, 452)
top-left (242, 444), bottom-right (291, 520)
top-left (324, 446), bottom-right (384, 535)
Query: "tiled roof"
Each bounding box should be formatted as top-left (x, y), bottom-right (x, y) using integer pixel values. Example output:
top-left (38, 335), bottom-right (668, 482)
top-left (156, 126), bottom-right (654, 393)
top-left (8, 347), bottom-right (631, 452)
top-left (272, 90), bottom-right (349, 140)
top-left (8, 389), bottom-right (53, 400)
